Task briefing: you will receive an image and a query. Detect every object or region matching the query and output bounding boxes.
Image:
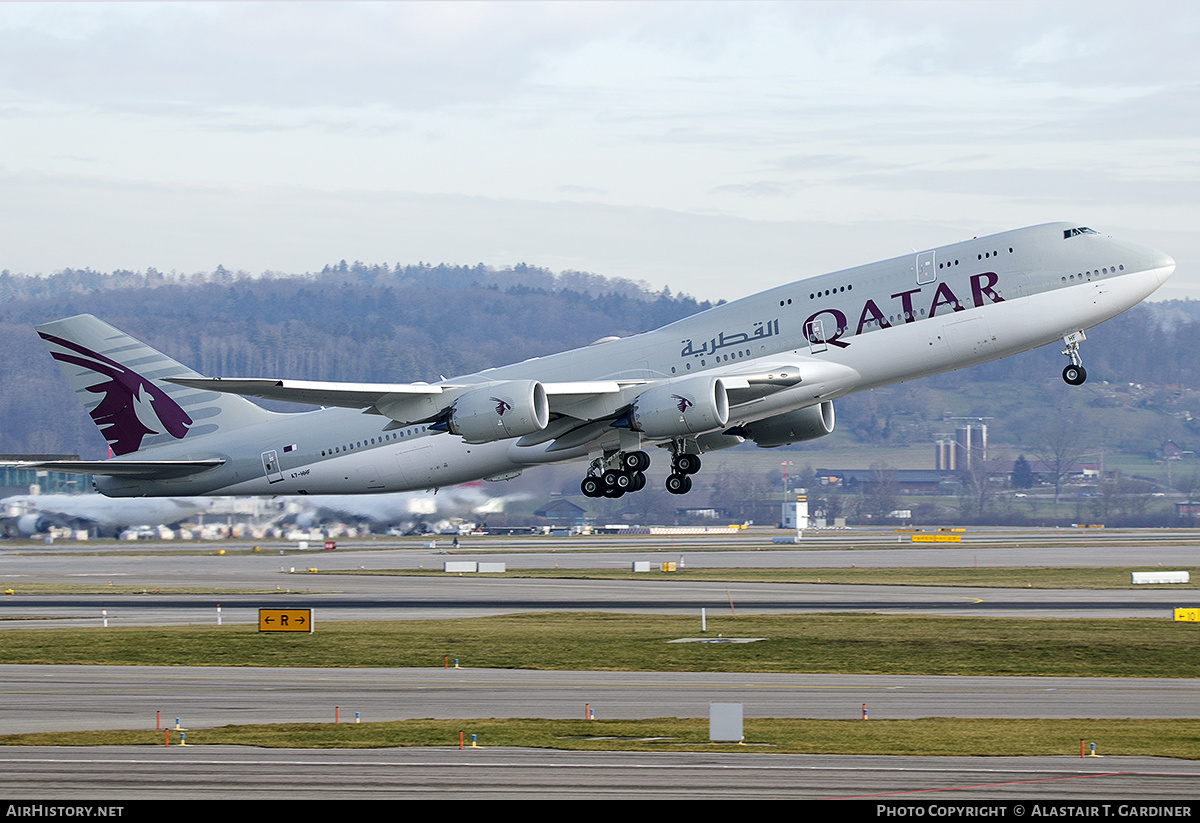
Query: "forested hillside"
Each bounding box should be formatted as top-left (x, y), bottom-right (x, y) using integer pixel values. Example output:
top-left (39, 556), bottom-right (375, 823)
top-left (0, 261), bottom-right (1194, 467)
top-left (0, 263), bottom-right (715, 457)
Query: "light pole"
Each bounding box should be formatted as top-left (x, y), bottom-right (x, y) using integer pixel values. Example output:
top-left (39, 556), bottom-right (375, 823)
top-left (780, 461), bottom-right (793, 527)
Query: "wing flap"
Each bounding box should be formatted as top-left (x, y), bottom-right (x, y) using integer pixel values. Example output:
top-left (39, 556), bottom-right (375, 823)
top-left (542, 380), bottom-right (645, 395)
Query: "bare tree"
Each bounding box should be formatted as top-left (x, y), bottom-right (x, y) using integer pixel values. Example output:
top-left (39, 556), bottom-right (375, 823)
top-left (959, 458), bottom-right (1000, 520)
top-left (1032, 419), bottom-right (1087, 505)
top-left (860, 462), bottom-right (901, 522)
top-left (1176, 470), bottom-right (1200, 526)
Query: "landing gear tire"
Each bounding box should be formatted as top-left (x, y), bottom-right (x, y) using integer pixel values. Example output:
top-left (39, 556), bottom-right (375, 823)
top-left (665, 473), bottom-right (692, 495)
top-left (621, 451), bottom-right (651, 473)
top-left (675, 453), bottom-right (701, 475)
top-left (1063, 364), bottom-right (1087, 386)
top-left (581, 476), bottom-right (603, 498)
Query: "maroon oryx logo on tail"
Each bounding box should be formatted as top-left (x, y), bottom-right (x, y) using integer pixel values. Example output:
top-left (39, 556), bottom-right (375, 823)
top-left (672, 394), bottom-right (694, 414)
top-left (39, 332), bottom-right (193, 456)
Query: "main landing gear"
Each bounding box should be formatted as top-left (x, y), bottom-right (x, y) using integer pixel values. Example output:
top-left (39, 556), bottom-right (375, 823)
top-left (579, 446), bottom-right (703, 498)
top-left (580, 450), bottom-right (651, 498)
top-left (665, 452), bottom-right (701, 495)
top-left (1061, 330), bottom-right (1087, 386)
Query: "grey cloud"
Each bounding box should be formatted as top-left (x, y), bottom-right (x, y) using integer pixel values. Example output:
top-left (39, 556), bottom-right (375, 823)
top-left (0, 4), bottom-right (606, 114)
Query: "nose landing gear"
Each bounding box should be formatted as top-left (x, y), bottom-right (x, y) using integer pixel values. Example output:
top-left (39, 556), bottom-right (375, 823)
top-left (1061, 331), bottom-right (1087, 386)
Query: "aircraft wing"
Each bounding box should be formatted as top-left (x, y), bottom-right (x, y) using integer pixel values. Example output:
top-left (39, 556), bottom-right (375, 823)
top-left (167, 376), bottom-right (648, 422)
top-left (0, 459), bottom-right (226, 480)
top-left (166, 377), bottom-right (451, 409)
top-left (169, 360), bottom-right (854, 451)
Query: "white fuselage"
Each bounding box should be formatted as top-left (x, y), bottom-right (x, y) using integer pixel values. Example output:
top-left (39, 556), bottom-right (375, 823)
top-left (93, 222), bottom-right (1174, 497)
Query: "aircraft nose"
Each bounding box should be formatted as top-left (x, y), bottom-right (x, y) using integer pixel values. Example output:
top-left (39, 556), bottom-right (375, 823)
top-left (1152, 249), bottom-right (1176, 285)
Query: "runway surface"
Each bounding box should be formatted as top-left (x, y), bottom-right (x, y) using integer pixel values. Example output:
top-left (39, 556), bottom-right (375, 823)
top-left (1, 746), bottom-right (1196, 799)
top-left (0, 665), bottom-right (1196, 734)
top-left (1, 530), bottom-right (1196, 799)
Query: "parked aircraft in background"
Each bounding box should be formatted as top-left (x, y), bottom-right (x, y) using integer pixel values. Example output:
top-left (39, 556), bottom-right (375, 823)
top-left (1, 484), bottom-right (520, 538)
top-left (286, 483), bottom-right (526, 533)
top-left (12, 223), bottom-right (1174, 499)
top-left (0, 494), bottom-right (215, 538)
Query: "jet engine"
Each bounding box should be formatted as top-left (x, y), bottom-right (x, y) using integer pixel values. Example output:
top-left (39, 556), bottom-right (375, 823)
top-left (16, 514), bottom-right (50, 537)
top-left (731, 401), bottom-right (835, 448)
top-left (629, 377), bottom-right (729, 438)
top-left (447, 380), bottom-right (549, 444)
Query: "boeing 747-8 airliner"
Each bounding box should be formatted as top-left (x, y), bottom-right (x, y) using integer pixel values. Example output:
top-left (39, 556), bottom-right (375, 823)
top-left (16, 223), bottom-right (1175, 498)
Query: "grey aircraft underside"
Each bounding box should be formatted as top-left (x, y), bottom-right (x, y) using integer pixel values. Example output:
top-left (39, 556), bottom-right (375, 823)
top-left (7, 222), bottom-right (1176, 499)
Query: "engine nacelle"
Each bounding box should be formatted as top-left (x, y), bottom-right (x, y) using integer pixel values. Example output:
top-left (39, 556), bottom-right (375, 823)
top-left (16, 514), bottom-right (49, 537)
top-left (448, 381), bottom-right (549, 444)
top-left (630, 377), bottom-right (729, 438)
top-left (735, 401), bottom-right (835, 448)
top-left (695, 432), bottom-right (745, 453)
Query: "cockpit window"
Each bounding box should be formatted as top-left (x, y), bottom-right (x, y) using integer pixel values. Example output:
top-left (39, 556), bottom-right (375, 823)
top-left (1064, 227), bottom-right (1099, 238)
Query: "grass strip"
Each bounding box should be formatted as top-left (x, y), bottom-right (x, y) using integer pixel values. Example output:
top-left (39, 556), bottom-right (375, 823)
top-left (5, 566), bottom-right (1199, 594)
top-left (0, 612), bottom-right (1196, 677)
top-left (2, 718), bottom-right (1197, 759)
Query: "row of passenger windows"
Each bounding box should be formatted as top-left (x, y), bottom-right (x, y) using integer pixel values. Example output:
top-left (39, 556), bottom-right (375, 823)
top-left (1064, 265), bottom-right (1124, 282)
top-left (805, 284), bottom-right (851, 301)
top-left (670, 349), bottom-right (751, 373)
top-left (939, 247), bottom-right (1015, 269)
top-left (321, 426), bottom-right (428, 457)
top-left (801, 247), bottom-right (1019, 298)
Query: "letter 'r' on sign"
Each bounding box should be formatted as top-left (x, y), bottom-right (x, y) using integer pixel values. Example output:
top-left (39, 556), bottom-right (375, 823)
top-left (258, 608), bottom-right (315, 633)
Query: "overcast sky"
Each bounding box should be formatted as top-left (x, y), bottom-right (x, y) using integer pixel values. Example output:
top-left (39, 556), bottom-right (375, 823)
top-left (1, 1), bottom-right (1196, 301)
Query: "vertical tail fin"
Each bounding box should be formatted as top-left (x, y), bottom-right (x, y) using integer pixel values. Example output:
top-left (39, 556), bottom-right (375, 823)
top-left (37, 314), bottom-right (273, 455)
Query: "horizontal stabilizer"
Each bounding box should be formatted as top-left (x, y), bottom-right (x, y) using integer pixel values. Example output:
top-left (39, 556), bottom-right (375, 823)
top-left (0, 459), bottom-right (225, 480)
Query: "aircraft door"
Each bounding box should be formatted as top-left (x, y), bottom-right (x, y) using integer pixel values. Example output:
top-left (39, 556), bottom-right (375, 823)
top-left (261, 450), bottom-right (284, 484)
top-left (917, 251), bottom-right (936, 285)
top-left (804, 318), bottom-right (829, 354)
